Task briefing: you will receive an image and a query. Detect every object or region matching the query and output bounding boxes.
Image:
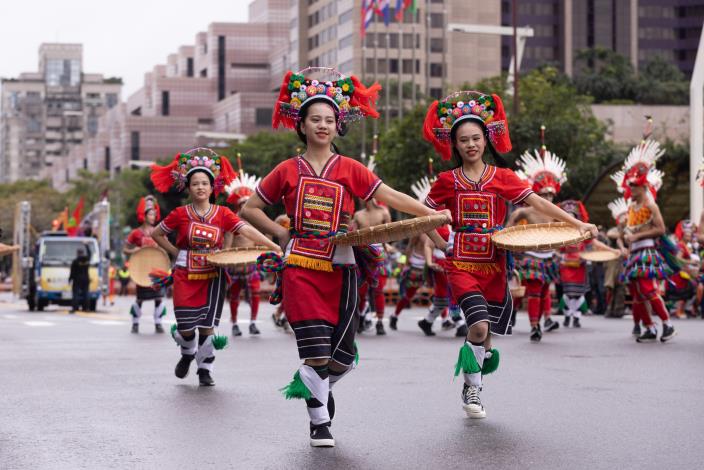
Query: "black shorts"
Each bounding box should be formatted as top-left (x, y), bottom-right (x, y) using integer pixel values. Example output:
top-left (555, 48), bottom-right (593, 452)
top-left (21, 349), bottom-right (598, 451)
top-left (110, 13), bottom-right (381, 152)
top-left (457, 287), bottom-right (513, 336)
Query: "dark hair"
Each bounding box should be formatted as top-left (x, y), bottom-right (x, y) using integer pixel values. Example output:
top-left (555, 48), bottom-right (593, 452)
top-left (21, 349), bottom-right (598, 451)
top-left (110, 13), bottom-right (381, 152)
top-left (186, 169), bottom-right (216, 203)
top-left (450, 118), bottom-right (508, 169)
top-left (296, 97), bottom-right (346, 155)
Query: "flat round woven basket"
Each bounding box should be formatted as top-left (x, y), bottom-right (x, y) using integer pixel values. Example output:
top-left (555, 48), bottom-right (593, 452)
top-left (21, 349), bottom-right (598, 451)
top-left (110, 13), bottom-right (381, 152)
top-left (510, 286), bottom-right (526, 298)
top-left (332, 214), bottom-right (450, 247)
top-left (491, 222), bottom-right (590, 252)
top-left (580, 250), bottom-right (620, 263)
top-left (0, 243), bottom-right (20, 258)
top-left (129, 247), bottom-right (171, 287)
top-left (207, 247), bottom-right (273, 269)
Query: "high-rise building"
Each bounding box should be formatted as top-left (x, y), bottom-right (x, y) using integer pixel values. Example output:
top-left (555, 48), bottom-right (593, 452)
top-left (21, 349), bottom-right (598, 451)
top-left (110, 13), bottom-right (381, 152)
top-left (0, 44), bottom-right (122, 183)
top-left (500, 0), bottom-right (704, 77)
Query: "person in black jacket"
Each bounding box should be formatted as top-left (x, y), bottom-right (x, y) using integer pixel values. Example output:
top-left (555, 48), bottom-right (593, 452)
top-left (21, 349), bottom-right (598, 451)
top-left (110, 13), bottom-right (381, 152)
top-left (69, 248), bottom-right (91, 313)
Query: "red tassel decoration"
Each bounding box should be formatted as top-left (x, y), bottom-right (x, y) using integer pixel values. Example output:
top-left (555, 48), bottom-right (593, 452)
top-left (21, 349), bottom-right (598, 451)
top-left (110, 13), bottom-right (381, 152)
top-left (150, 154), bottom-right (180, 193)
top-left (136, 197), bottom-right (146, 224)
top-left (490, 94), bottom-right (512, 154)
top-left (349, 75), bottom-right (382, 119)
top-left (577, 201), bottom-right (589, 223)
top-left (216, 156), bottom-right (237, 196)
top-left (272, 70), bottom-right (294, 130)
top-left (422, 100), bottom-right (452, 161)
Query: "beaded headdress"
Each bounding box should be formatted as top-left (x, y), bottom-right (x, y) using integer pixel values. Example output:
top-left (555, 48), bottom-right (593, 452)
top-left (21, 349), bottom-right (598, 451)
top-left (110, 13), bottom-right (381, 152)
top-left (136, 195), bottom-right (161, 224)
top-left (225, 171), bottom-right (261, 207)
top-left (558, 199), bottom-right (589, 223)
top-left (272, 67), bottom-right (381, 132)
top-left (516, 149), bottom-right (567, 195)
top-left (607, 198), bottom-right (629, 223)
top-left (150, 147), bottom-right (237, 196)
top-left (674, 219), bottom-right (695, 241)
top-left (610, 139), bottom-right (664, 199)
top-left (422, 90), bottom-right (511, 160)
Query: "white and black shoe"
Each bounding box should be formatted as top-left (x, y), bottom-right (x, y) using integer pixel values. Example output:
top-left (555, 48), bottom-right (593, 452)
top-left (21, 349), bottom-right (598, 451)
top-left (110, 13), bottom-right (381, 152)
top-left (441, 319), bottom-right (455, 331)
top-left (389, 316), bottom-right (398, 330)
top-left (660, 324), bottom-right (677, 342)
top-left (544, 318), bottom-right (559, 332)
top-left (530, 325), bottom-right (542, 343)
top-left (417, 318), bottom-right (435, 336)
top-left (636, 328), bottom-right (657, 343)
top-left (310, 422), bottom-right (335, 447)
top-left (232, 324), bottom-right (242, 337)
top-left (249, 323), bottom-right (260, 335)
top-left (131, 324), bottom-right (139, 334)
top-left (462, 384), bottom-right (486, 419)
top-left (573, 317), bottom-right (581, 328)
top-left (632, 324), bottom-right (641, 337)
top-left (174, 354), bottom-right (195, 379)
top-left (563, 316), bottom-right (571, 327)
top-left (376, 320), bottom-right (386, 335)
top-left (197, 368), bottom-right (215, 386)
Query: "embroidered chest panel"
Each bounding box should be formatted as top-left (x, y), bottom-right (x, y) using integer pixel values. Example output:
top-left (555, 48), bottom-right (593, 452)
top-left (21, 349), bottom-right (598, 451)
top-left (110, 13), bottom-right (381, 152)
top-left (292, 176), bottom-right (344, 260)
top-left (453, 191), bottom-right (497, 262)
top-left (627, 205), bottom-right (652, 228)
top-left (187, 221), bottom-right (221, 272)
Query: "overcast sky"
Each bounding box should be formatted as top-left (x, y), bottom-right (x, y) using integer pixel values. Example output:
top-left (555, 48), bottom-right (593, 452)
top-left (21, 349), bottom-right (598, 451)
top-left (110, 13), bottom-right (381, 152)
top-left (0, 0), bottom-right (250, 98)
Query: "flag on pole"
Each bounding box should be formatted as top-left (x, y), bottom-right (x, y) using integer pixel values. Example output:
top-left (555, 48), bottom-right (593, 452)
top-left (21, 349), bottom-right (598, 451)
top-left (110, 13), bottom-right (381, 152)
top-left (361, 0), bottom-right (376, 37)
top-left (395, 0), bottom-right (416, 20)
top-left (67, 197), bottom-right (84, 237)
top-left (376, 0), bottom-right (391, 26)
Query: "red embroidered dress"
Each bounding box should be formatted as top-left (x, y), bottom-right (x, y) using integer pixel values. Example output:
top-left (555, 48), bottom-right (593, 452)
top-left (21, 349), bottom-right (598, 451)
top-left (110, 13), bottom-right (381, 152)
top-left (158, 204), bottom-right (246, 331)
top-left (425, 165), bottom-right (533, 334)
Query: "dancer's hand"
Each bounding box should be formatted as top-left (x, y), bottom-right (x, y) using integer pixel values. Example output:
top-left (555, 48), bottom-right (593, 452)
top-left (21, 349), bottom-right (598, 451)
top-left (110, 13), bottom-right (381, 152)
top-left (620, 247), bottom-right (629, 258)
top-left (437, 209), bottom-right (452, 223)
top-left (276, 226), bottom-right (290, 252)
top-left (428, 262), bottom-right (443, 271)
top-left (579, 222), bottom-right (599, 239)
top-left (624, 232), bottom-right (638, 244)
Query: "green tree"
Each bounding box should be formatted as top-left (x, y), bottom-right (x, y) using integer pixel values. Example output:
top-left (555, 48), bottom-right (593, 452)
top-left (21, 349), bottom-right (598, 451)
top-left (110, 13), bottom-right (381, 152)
top-left (0, 180), bottom-right (68, 241)
top-left (634, 56), bottom-right (689, 105)
top-left (573, 47), bottom-right (638, 103)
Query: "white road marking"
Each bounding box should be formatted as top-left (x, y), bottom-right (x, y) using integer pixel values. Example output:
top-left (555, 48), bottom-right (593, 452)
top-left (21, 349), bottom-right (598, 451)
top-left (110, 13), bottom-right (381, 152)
top-left (89, 320), bottom-right (126, 326)
top-left (3, 314), bottom-right (19, 319)
top-left (24, 321), bottom-right (54, 327)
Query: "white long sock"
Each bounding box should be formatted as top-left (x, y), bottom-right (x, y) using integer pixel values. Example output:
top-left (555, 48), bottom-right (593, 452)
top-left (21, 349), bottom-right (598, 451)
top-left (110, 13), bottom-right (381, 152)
top-left (173, 330), bottom-right (197, 356)
top-left (154, 303), bottom-right (166, 325)
top-left (299, 365), bottom-right (330, 425)
top-left (463, 342), bottom-right (485, 387)
top-left (196, 336), bottom-right (215, 372)
top-left (130, 302), bottom-right (142, 325)
top-left (329, 364), bottom-right (354, 390)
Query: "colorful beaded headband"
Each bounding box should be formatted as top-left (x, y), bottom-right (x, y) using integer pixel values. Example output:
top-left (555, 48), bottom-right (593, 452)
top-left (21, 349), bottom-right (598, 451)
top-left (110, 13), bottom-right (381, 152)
top-left (150, 147), bottom-right (236, 196)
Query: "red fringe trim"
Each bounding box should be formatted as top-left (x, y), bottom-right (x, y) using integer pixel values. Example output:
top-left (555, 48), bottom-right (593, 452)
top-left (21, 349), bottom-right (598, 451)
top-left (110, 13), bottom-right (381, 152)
top-left (491, 94), bottom-right (512, 153)
top-left (150, 154), bottom-right (180, 193)
top-left (217, 156), bottom-right (237, 196)
top-left (423, 100), bottom-right (452, 161)
top-left (349, 75), bottom-right (381, 119)
top-left (272, 71), bottom-right (294, 129)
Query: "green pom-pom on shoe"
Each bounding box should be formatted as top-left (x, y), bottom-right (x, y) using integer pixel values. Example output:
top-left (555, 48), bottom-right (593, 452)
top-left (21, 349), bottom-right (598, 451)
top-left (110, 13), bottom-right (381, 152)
top-left (354, 340), bottom-right (359, 366)
top-left (279, 370), bottom-right (312, 400)
top-left (482, 348), bottom-right (500, 375)
top-left (454, 343), bottom-right (481, 377)
top-left (212, 335), bottom-right (228, 350)
top-left (170, 324), bottom-right (178, 338)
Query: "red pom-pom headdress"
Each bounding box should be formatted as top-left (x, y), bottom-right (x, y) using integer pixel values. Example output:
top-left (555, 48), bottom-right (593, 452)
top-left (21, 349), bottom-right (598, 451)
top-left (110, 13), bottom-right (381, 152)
top-left (674, 219), bottom-right (694, 241)
top-left (610, 139), bottom-right (664, 199)
top-left (150, 147), bottom-right (237, 196)
top-left (516, 149), bottom-right (567, 195)
top-left (423, 90), bottom-right (511, 161)
top-left (136, 195), bottom-right (161, 224)
top-left (225, 171), bottom-right (261, 207)
top-left (558, 199), bottom-right (589, 223)
top-left (272, 67), bottom-right (381, 132)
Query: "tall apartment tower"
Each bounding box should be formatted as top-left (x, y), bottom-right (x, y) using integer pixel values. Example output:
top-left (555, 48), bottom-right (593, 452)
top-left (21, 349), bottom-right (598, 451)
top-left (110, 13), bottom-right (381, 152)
top-left (500, 0), bottom-right (704, 77)
top-left (289, 0), bottom-right (502, 101)
top-left (0, 44), bottom-right (122, 183)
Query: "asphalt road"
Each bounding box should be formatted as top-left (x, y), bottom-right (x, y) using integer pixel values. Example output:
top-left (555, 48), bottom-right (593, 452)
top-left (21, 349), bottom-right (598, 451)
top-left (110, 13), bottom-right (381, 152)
top-left (1, 294), bottom-right (703, 469)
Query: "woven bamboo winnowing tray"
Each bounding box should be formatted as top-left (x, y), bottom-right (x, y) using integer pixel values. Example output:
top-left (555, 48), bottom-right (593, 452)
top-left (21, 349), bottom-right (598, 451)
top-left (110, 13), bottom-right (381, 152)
top-left (510, 286), bottom-right (526, 298)
top-left (580, 250), bottom-right (620, 263)
top-left (332, 214), bottom-right (450, 247)
top-left (0, 243), bottom-right (20, 257)
top-left (129, 247), bottom-right (171, 287)
top-left (207, 247), bottom-right (272, 269)
top-left (491, 222), bottom-right (591, 252)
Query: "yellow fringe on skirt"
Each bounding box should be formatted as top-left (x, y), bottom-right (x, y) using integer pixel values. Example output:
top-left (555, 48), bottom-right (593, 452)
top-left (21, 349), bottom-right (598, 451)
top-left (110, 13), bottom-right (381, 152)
top-left (286, 254), bottom-right (334, 272)
top-left (452, 261), bottom-right (501, 274)
top-left (187, 271), bottom-right (219, 280)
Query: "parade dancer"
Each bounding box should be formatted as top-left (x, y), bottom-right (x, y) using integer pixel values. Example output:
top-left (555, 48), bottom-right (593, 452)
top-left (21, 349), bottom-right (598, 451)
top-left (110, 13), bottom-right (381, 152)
top-left (390, 234), bottom-right (427, 330)
top-left (509, 140), bottom-right (567, 341)
top-left (611, 139), bottom-right (677, 343)
top-left (240, 68), bottom-right (447, 447)
top-left (226, 171), bottom-right (264, 336)
top-left (422, 90), bottom-right (597, 418)
top-left (150, 149), bottom-right (279, 386)
top-left (666, 220), bottom-right (699, 318)
top-left (123, 196), bottom-right (167, 334)
top-left (604, 198), bottom-right (629, 318)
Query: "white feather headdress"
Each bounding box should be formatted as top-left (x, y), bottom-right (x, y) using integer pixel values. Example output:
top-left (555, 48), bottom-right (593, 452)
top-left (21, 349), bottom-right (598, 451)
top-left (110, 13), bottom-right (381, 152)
top-left (515, 149), bottom-right (567, 194)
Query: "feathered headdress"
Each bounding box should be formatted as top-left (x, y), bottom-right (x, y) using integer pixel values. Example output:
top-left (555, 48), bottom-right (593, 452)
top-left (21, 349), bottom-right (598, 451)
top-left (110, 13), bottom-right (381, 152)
top-left (225, 171), bottom-right (261, 207)
top-left (150, 147), bottom-right (237, 196)
top-left (516, 149), bottom-right (567, 195)
top-left (558, 199), bottom-right (589, 223)
top-left (272, 67), bottom-right (381, 133)
top-left (136, 195), bottom-right (161, 224)
top-left (422, 90), bottom-right (511, 160)
top-left (607, 198), bottom-right (629, 223)
top-left (610, 139), bottom-right (665, 199)
top-left (674, 219), bottom-right (695, 241)
top-left (411, 176), bottom-right (436, 203)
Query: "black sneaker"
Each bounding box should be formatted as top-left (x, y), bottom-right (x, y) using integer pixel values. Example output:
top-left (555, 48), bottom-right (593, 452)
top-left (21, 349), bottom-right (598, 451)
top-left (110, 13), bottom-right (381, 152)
top-left (660, 324), bottom-right (677, 342)
top-left (174, 354), bottom-right (195, 379)
top-left (363, 317), bottom-right (373, 331)
top-left (197, 368), bottom-right (215, 386)
top-left (455, 324), bottom-right (468, 337)
top-left (376, 320), bottom-right (386, 335)
top-left (563, 316), bottom-right (571, 328)
top-left (280, 318), bottom-right (290, 331)
top-left (461, 383), bottom-right (486, 419)
top-left (131, 324), bottom-right (139, 334)
top-left (632, 324), bottom-right (641, 337)
top-left (310, 422), bottom-right (335, 447)
top-left (232, 324), bottom-right (242, 337)
top-left (573, 317), bottom-right (581, 328)
top-left (249, 323), bottom-right (260, 335)
top-left (417, 318), bottom-right (436, 336)
top-left (441, 319), bottom-right (455, 331)
top-left (636, 329), bottom-right (657, 343)
top-left (328, 391), bottom-right (335, 420)
top-left (544, 318), bottom-right (559, 332)
top-left (530, 325), bottom-right (542, 342)
top-left (155, 324), bottom-right (164, 334)
top-left (389, 316), bottom-right (398, 330)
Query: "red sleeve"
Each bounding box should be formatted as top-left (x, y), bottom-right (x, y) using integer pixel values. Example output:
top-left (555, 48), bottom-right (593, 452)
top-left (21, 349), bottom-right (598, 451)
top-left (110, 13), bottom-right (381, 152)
top-left (125, 229), bottom-right (141, 246)
top-left (425, 172), bottom-right (452, 209)
top-left (220, 207), bottom-right (246, 234)
top-left (158, 207), bottom-right (182, 235)
top-left (496, 168), bottom-right (534, 205)
top-left (342, 158), bottom-right (382, 200)
top-left (256, 161), bottom-right (288, 205)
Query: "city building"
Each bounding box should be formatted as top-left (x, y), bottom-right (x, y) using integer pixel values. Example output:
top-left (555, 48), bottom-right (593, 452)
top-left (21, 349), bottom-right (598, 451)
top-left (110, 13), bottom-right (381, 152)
top-left (0, 43), bottom-right (122, 183)
top-left (500, 0), bottom-right (704, 77)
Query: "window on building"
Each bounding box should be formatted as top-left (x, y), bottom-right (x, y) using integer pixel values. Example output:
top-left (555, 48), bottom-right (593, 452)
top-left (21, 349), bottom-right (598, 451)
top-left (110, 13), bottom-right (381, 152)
top-left (161, 91), bottom-right (170, 116)
top-left (130, 131), bottom-right (140, 161)
top-left (218, 36), bottom-right (226, 100)
top-left (27, 116), bottom-right (42, 133)
top-left (187, 57), bottom-right (194, 77)
top-left (200, 68), bottom-right (207, 77)
top-left (339, 34), bottom-right (354, 50)
top-left (430, 37), bottom-right (444, 53)
top-left (106, 93), bottom-right (118, 108)
top-left (389, 34), bottom-right (399, 48)
top-left (402, 59), bottom-right (420, 74)
top-left (339, 8), bottom-right (353, 24)
top-left (86, 116), bottom-right (98, 136)
top-left (430, 13), bottom-right (444, 28)
top-left (255, 108), bottom-right (273, 127)
top-left (105, 146), bottom-right (111, 171)
top-left (45, 59), bottom-right (81, 87)
top-left (429, 87), bottom-right (443, 98)
top-left (339, 59), bottom-right (354, 74)
top-left (430, 63), bottom-right (443, 77)
top-left (390, 59), bottom-right (399, 73)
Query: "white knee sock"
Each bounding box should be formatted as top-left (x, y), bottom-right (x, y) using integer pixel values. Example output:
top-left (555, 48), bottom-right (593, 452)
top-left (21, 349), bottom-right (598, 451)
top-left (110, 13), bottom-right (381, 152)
top-left (173, 330), bottom-right (197, 356)
top-left (196, 335), bottom-right (215, 372)
top-left (463, 342), bottom-right (485, 387)
top-left (154, 303), bottom-right (166, 325)
top-left (299, 365), bottom-right (330, 425)
top-left (130, 302), bottom-right (142, 325)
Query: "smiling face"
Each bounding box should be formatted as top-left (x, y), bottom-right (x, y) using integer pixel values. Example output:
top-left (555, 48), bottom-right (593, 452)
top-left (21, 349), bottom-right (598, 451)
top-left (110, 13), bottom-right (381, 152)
top-left (300, 101), bottom-right (337, 147)
top-left (145, 209), bottom-right (156, 226)
top-left (188, 171), bottom-right (213, 203)
top-left (453, 120), bottom-right (487, 166)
